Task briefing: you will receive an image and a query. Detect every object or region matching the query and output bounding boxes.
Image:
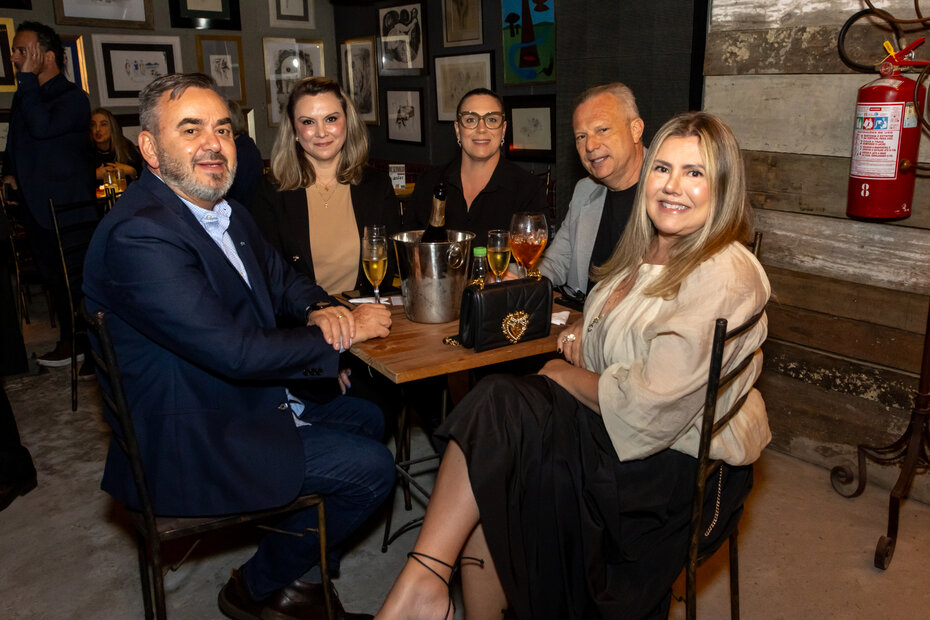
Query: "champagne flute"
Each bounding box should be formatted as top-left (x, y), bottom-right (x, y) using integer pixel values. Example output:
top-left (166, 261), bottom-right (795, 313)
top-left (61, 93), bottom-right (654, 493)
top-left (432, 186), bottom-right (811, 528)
top-left (364, 224), bottom-right (386, 238)
top-left (486, 229), bottom-right (511, 283)
top-left (362, 235), bottom-right (389, 304)
top-left (509, 212), bottom-right (548, 278)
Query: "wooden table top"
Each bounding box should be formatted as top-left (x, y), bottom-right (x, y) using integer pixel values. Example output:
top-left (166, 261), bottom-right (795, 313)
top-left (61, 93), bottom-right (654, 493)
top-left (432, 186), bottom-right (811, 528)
top-left (347, 299), bottom-right (581, 384)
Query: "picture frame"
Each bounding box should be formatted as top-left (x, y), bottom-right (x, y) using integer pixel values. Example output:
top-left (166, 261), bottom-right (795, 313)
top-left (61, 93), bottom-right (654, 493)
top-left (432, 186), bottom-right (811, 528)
top-left (501, 0), bottom-right (555, 84)
top-left (61, 34), bottom-right (89, 94)
top-left (386, 89), bottom-right (423, 144)
top-left (54, 0), bottom-right (154, 30)
top-left (341, 38), bottom-right (379, 125)
top-left (503, 95), bottom-right (556, 161)
top-left (443, 0), bottom-right (482, 47)
top-left (377, 3), bottom-right (425, 76)
top-left (92, 35), bottom-right (183, 107)
top-left (170, 0), bottom-right (241, 31)
top-left (268, 0), bottom-right (315, 30)
top-left (0, 109), bottom-right (10, 154)
top-left (197, 35), bottom-right (246, 105)
top-left (114, 113), bottom-right (142, 146)
top-left (0, 18), bottom-right (15, 94)
top-left (263, 38), bottom-right (324, 127)
top-left (433, 52), bottom-right (493, 122)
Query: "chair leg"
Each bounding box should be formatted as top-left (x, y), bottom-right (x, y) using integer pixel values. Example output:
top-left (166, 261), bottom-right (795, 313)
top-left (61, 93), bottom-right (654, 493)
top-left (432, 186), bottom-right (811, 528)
top-left (148, 537), bottom-right (168, 620)
top-left (136, 535), bottom-right (155, 620)
top-left (316, 500), bottom-right (335, 620)
top-left (70, 333), bottom-right (78, 412)
top-left (729, 531), bottom-right (740, 620)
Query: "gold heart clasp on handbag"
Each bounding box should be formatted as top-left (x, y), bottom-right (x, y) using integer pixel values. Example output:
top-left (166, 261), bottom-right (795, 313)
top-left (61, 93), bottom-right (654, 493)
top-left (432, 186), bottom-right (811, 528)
top-left (501, 310), bottom-right (529, 344)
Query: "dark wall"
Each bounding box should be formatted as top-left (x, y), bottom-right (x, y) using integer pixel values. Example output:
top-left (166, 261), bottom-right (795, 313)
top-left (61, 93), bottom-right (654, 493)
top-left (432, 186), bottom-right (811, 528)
top-left (333, 1), bottom-right (555, 173)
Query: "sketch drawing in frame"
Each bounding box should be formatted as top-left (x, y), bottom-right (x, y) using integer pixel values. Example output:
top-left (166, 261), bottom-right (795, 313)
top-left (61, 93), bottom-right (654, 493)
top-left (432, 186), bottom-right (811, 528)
top-left (268, 0), bottom-right (316, 29)
top-left (443, 0), bottom-right (482, 47)
top-left (377, 3), bottom-right (425, 76)
top-left (263, 38), bottom-right (324, 127)
top-left (92, 35), bottom-right (182, 107)
top-left (501, 0), bottom-right (555, 84)
top-left (504, 95), bottom-right (555, 161)
top-left (0, 17), bottom-right (15, 94)
top-left (54, 0), bottom-right (154, 29)
top-left (197, 35), bottom-right (246, 104)
top-left (433, 52), bottom-right (493, 122)
top-left (341, 38), bottom-right (379, 125)
top-left (61, 34), bottom-right (89, 93)
top-left (386, 89), bottom-right (423, 144)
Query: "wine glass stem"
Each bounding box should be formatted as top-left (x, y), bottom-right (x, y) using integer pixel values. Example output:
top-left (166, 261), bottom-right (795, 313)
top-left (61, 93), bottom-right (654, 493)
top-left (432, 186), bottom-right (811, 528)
top-left (374, 286), bottom-right (380, 304)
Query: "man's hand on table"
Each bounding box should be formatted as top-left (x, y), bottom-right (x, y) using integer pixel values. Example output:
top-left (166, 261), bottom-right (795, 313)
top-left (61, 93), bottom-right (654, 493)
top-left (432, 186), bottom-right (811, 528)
top-left (307, 302), bottom-right (391, 351)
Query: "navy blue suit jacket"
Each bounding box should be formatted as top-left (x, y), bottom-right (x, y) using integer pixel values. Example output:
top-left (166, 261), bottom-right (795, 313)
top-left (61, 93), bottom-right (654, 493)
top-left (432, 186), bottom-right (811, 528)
top-left (83, 170), bottom-right (339, 516)
top-left (2, 73), bottom-right (94, 229)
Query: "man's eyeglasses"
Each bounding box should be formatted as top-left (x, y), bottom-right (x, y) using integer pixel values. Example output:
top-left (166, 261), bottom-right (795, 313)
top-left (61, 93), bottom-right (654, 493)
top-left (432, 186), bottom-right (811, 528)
top-left (457, 112), bottom-right (505, 129)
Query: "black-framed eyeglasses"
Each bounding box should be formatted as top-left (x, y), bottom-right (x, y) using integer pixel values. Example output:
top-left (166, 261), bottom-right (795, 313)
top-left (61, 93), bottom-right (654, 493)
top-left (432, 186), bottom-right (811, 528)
top-left (457, 112), bottom-right (505, 129)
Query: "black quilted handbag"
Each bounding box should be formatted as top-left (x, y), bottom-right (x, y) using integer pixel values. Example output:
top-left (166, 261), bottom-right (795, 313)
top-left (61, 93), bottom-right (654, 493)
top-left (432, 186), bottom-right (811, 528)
top-left (456, 277), bottom-right (553, 352)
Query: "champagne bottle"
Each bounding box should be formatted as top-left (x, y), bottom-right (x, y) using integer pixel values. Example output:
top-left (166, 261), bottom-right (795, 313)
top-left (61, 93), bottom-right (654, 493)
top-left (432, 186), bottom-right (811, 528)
top-left (421, 183), bottom-right (448, 243)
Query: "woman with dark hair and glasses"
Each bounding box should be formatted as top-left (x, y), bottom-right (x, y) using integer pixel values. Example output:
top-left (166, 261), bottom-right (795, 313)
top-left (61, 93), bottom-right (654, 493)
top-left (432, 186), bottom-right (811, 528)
top-left (407, 88), bottom-right (547, 246)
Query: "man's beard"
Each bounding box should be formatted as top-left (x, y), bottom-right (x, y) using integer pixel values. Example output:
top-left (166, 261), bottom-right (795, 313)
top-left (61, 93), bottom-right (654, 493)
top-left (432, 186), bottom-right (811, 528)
top-left (156, 145), bottom-right (236, 204)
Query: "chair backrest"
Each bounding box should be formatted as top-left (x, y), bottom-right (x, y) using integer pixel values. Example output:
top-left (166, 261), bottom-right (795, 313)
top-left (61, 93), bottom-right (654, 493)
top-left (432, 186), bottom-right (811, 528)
top-left (81, 302), bottom-right (159, 532)
top-left (685, 310), bottom-right (765, 612)
top-left (48, 197), bottom-right (107, 334)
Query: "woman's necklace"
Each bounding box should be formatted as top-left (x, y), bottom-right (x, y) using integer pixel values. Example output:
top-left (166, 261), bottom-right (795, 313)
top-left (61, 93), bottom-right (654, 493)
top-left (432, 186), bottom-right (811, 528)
top-left (588, 269), bottom-right (639, 333)
top-left (312, 178), bottom-right (337, 208)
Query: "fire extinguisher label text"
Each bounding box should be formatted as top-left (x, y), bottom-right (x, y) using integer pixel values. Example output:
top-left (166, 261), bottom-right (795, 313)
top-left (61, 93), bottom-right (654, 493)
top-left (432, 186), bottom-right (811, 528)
top-left (850, 102), bottom-right (904, 179)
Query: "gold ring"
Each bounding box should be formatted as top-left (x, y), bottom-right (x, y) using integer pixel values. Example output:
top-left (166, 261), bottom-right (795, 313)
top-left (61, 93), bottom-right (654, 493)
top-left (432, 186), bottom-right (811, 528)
top-left (336, 314), bottom-right (345, 319)
top-left (565, 333), bottom-right (576, 342)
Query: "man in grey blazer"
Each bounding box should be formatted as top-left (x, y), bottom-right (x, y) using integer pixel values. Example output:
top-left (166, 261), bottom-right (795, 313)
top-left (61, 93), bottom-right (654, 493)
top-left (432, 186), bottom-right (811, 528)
top-left (538, 83), bottom-right (645, 299)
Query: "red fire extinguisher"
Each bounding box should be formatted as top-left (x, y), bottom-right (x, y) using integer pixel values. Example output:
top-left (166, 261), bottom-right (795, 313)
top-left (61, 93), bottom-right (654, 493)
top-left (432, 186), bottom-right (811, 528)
top-left (848, 38), bottom-right (928, 220)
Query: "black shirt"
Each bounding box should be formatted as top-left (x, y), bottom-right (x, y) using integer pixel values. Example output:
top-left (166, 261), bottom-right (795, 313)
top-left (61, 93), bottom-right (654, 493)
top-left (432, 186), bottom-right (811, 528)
top-left (408, 155), bottom-right (547, 246)
top-left (587, 184), bottom-right (636, 293)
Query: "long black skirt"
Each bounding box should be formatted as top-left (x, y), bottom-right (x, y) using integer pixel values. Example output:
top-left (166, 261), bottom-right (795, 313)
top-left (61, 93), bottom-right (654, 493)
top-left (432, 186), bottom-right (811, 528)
top-left (436, 374), bottom-right (752, 620)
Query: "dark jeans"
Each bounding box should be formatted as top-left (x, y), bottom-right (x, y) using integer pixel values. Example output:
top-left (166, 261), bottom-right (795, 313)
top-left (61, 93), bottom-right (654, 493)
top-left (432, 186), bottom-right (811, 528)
top-left (243, 395), bottom-right (395, 600)
top-left (18, 204), bottom-right (72, 341)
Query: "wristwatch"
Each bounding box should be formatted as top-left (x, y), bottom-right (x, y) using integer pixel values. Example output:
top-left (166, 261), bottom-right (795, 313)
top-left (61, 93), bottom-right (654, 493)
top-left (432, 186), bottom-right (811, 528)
top-left (307, 301), bottom-right (333, 313)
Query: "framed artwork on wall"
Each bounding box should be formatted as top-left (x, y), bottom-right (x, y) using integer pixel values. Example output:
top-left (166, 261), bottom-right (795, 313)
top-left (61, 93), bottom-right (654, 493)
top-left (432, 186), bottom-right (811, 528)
top-left (114, 113), bottom-right (142, 146)
top-left (0, 109), bottom-right (10, 153)
top-left (503, 95), bottom-right (555, 161)
top-left (501, 0), bottom-right (555, 84)
top-left (386, 89), bottom-right (423, 144)
top-left (197, 35), bottom-right (246, 105)
top-left (443, 0), bottom-right (482, 47)
top-left (54, 0), bottom-right (154, 30)
top-left (433, 52), bottom-right (493, 122)
top-left (341, 37), bottom-right (379, 125)
top-left (377, 3), bottom-right (425, 76)
top-left (0, 18), bottom-right (15, 94)
top-left (92, 35), bottom-right (183, 107)
top-left (268, 0), bottom-right (315, 29)
top-left (170, 0), bottom-right (241, 30)
top-left (263, 38), bottom-right (324, 126)
top-left (61, 35), bottom-right (89, 93)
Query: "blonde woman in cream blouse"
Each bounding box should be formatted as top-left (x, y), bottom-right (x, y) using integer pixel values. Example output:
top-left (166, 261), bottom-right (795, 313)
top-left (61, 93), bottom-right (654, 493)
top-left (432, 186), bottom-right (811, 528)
top-left (377, 111), bottom-right (771, 620)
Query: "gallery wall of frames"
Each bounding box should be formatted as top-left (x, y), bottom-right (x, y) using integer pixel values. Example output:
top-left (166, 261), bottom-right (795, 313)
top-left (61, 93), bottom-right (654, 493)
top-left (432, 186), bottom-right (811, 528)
top-left (0, 1), bottom-right (556, 169)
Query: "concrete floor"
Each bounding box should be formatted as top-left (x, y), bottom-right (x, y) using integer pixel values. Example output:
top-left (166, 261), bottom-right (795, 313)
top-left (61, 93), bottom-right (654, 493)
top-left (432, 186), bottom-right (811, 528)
top-left (4, 305), bottom-right (930, 619)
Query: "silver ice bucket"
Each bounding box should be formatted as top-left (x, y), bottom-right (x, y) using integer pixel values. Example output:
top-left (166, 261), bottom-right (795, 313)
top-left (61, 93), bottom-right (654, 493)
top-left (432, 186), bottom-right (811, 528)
top-left (392, 230), bottom-right (475, 323)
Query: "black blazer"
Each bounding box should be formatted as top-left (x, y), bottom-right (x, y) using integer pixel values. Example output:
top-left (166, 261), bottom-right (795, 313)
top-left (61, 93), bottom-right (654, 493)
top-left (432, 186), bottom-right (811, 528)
top-left (250, 166), bottom-right (401, 295)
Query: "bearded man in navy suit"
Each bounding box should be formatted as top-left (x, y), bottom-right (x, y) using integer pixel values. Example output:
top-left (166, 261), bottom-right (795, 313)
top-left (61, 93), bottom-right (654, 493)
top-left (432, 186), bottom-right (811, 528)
top-left (83, 73), bottom-right (393, 620)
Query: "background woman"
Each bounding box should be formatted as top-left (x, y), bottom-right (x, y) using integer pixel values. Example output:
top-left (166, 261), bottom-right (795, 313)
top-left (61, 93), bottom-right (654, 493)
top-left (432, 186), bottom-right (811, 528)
top-left (377, 111), bottom-right (772, 619)
top-left (89, 107), bottom-right (142, 186)
top-left (251, 77), bottom-right (400, 297)
top-left (407, 88), bottom-right (546, 246)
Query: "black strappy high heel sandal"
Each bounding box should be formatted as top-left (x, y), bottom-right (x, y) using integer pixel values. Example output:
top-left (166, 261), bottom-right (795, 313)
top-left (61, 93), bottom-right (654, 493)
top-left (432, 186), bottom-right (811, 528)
top-left (407, 551), bottom-right (485, 620)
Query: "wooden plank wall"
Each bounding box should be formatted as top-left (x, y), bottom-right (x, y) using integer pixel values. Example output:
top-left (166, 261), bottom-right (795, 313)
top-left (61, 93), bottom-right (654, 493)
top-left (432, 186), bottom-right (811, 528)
top-left (705, 0), bottom-right (930, 497)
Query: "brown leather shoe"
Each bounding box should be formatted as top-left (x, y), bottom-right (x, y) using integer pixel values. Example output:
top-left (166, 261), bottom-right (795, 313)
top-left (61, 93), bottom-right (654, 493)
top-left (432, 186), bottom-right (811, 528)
top-left (283, 579), bottom-right (373, 620)
top-left (218, 569), bottom-right (267, 620)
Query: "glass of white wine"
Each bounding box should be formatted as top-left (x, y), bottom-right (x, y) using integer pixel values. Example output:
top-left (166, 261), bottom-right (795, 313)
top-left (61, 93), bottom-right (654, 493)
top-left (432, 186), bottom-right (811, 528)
top-left (486, 229), bottom-right (511, 283)
top-left (362, 235), bottom-right (389, 304)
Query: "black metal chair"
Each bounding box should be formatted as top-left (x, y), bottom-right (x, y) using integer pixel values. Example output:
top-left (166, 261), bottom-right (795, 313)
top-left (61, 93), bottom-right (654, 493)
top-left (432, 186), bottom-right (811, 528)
top-left (81, 303), bottom-right (334, 620)
top-left (685, 309), bottom-right (766, 620)
top-left (48, 194), bottom-right (117, 410)
top-left (1, 191), bottom-right (54, 326)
